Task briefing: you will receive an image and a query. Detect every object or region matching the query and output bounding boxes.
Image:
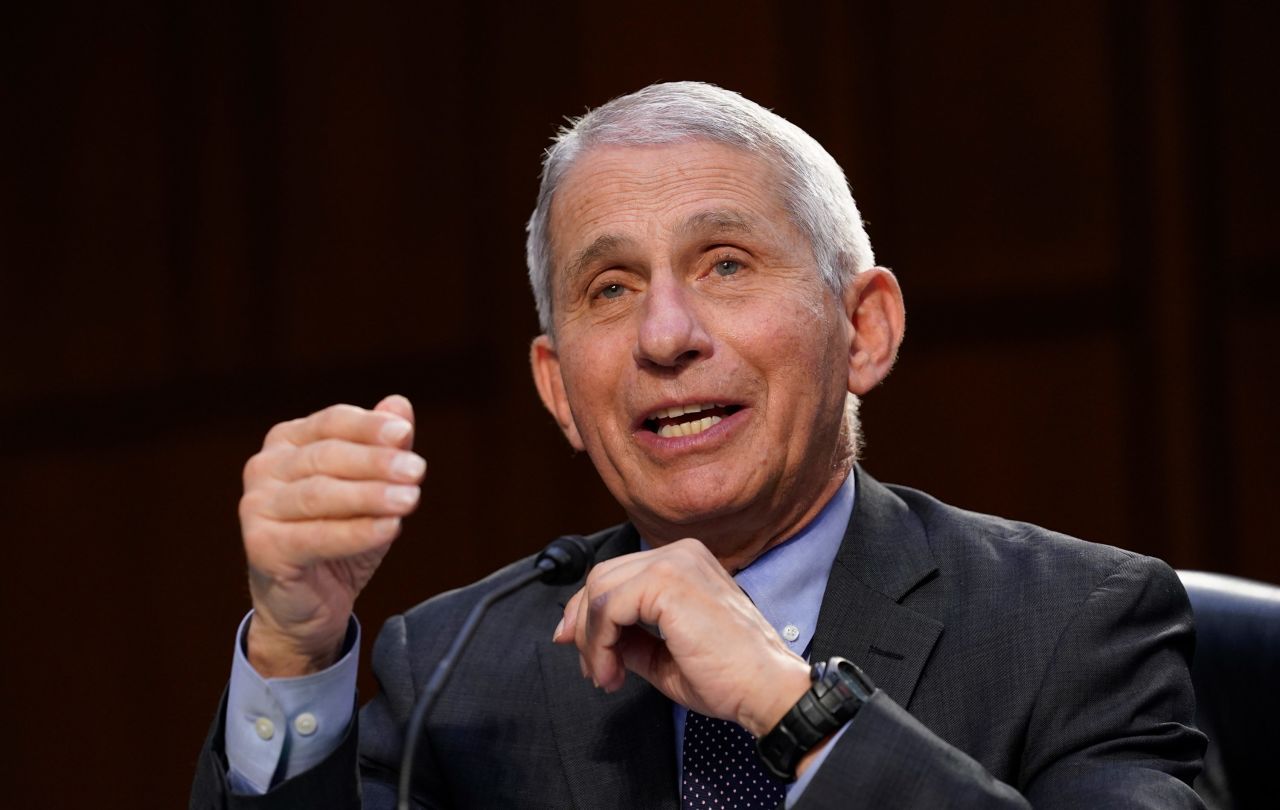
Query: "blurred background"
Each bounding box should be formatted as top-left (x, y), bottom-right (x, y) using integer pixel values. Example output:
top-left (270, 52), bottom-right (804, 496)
top-left (2, 1), bottom-right (1276, 805)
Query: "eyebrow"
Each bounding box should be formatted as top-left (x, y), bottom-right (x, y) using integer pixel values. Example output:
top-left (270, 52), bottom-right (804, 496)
top-left (675, 209), bottom-right (757, 239)
top-left (562, 233), bottom-right (637, 291)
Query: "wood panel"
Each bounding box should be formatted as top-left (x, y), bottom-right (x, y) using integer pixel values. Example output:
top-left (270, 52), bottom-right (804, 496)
top-left (1, 1), bottom-right (1276, 804)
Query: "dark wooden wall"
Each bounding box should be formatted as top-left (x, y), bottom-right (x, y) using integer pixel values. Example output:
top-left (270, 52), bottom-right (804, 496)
top-left (2, 2), bottom-right (1276, 805)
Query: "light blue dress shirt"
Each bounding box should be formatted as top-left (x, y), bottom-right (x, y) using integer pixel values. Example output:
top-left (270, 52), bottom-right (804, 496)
top-left (225, 612), bottom-right (362, 793)
top-left (662, 472), bottom-right (855, 807)
top-left (226, 471), bottom-right (856, 804)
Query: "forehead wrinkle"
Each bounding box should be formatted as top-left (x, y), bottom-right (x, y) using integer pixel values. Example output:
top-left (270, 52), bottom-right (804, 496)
top-left (675, 208), bottom-right (757, 240)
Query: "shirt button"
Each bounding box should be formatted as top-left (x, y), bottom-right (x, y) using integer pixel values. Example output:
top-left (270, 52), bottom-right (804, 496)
top-left (254, 717), bottom-right (275, 741)
top-left (294, 712), bottom-right (318, 737)
top-left (782, 624), bottom-right (801, 642)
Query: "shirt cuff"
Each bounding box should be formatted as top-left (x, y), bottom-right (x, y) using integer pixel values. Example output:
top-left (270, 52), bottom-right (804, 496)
top-left (784, 722), bottom-right (851, 808)
top-left (224, 611), bottom-right (360, 794)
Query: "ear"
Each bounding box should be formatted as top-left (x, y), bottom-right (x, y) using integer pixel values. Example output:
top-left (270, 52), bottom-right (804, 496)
top-left (530, 334), bottom-right (586, 451)
top-left (843, 267), bottom-right (906, 396)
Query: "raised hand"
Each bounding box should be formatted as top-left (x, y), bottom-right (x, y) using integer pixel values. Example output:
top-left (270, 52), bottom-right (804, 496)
top-left (553, 538), bottom-right (811, 737)
top-left (239, 395), bottom-right (425, 677)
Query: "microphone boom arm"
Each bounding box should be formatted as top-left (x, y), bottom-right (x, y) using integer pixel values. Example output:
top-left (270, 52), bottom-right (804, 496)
top-left (396, 534), bottom-right (601, 810)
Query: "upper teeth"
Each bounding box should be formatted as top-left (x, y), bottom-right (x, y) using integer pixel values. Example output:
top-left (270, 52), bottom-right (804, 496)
top-left (653, 402), bottom-right (719, 420)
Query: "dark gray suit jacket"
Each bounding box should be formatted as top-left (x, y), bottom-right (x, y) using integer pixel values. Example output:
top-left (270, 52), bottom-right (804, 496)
top-left (191, 467), bottom-right (1206, 808)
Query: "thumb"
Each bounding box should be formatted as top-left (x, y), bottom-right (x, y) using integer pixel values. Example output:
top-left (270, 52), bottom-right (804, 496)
top-left (374, 394), bottom-right (416, 449)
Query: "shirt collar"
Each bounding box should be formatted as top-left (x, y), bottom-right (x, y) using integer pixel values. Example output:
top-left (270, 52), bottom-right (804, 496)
top-left (733, 473), bottom-right (855, 658)
top-left (638, 472), bottom-right (856, 659)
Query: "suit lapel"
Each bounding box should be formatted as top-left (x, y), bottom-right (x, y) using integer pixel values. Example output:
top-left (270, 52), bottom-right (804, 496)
top-left (532, 472), bottom-right (941, 805)
top-left (536, 524), bottom-right (680, 810)
top-left (810, 467), bottom-right (943, 708)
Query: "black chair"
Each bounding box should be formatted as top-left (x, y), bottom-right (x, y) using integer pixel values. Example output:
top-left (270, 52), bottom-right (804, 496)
top-left (1177, 570), bottom-right (1280, 810)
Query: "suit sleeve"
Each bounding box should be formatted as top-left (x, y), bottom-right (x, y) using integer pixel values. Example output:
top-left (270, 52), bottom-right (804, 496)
top-left (794, 555), bottom-right (1206, 809)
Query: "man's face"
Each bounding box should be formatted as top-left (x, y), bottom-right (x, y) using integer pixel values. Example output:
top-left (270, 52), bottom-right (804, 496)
top-left (534, 141), bottom-right (855, 543)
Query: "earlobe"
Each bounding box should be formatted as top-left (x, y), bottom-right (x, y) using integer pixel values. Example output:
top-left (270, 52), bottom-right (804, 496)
top-left (530, 335), bottom-right (586, 451)
top-left (843, 267), bottom-right (906, 396)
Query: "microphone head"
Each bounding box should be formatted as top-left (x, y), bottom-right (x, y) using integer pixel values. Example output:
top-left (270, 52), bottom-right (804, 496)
top-left (535, 534), bottom-right (597, 585)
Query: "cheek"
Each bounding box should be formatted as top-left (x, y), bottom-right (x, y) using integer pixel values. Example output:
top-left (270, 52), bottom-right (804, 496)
top-left (740, 294), bottom-right (838, 369)
top-left (739, 299), bottom-right (848, 421)
top-left (559, 343), bottom-right (625, 430)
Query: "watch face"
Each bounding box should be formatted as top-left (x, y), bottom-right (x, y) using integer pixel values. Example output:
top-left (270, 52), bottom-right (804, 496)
top-left (831, 658), bottom-right (875, 703)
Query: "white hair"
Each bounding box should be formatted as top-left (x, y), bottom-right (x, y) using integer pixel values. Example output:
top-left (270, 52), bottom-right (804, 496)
top-left (525, 81), bottom-right (876, 334)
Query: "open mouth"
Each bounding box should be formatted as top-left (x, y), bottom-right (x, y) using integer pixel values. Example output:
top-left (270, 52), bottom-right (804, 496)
top-left (641, 402), bottom-right (743, 439)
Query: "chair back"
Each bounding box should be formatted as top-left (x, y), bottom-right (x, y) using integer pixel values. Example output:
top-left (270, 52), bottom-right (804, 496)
top-left (1177, 570), bottom-right (1280, 810)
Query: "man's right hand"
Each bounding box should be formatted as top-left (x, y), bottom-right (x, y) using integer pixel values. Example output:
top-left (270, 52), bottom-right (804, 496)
top-left (239, 394), bottom-right (425, 677)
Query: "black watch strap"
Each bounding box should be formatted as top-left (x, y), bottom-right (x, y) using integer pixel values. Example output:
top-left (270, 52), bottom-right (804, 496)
top-left (755, 657), bottom-right (875, 782)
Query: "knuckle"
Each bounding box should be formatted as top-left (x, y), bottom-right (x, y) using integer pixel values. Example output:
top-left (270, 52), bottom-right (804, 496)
top-left (363, 516), bottom-right (395, 544)
top-left (295, 478), bottom-right (326, 518)
top-left (239, 489), bottom-right (266, 521)
top-left (273, 523), bottom-right (305, 560)
top-left (674, 537), bottom-right (702, 554)
top-left (309, 440), bottom-right (339, 476)
top-left (353, 519), bottom-right (376, 544)
top-left (378, 446), bottom-right (402, 477)
top-left (583, 566), bottom-right (609, 594)
top-left (242, 453), bottom-right (265, 486)
top-left (671, 538), bottom-right (711, 567)
top-left (240, 518), bottom-right (276, 556)
top-left (323, 403), bottom-right (360, 428)
top-left (314, 404), bottom-right (352, 435)
top-left (265, 417), bottom-right (302, 447)
top-left (313, 407), bottom-right (339, 435)
top-left (649, 558), bottom-right (679, 580)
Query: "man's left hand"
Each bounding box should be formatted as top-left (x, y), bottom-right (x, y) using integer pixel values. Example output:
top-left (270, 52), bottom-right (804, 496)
top-left (553, 538), bottom-right (811, 737)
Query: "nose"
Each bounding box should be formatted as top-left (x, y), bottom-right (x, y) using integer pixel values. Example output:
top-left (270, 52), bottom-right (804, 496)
top-left (634, 274), bottom-right (713, 369)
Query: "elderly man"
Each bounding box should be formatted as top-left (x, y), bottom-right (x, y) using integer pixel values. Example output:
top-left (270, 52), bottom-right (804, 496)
top-left (191, 82), bottom-right (1205, 809)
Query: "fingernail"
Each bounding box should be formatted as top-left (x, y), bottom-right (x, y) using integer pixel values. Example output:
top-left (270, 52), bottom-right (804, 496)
top-left (385, 485), bottom-right (420, 507)
top-left (372, 517), bottom-right (401, 540)
top-left (390, 452), bottom-right (426, 480)
top-left (380, 419), bottom-right (412, 444)
top-left (553, 618), bottom-right (565, 640)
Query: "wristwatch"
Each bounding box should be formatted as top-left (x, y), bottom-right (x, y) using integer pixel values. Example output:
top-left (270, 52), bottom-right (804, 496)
top-left (756, 656), bottom-right (876, 782)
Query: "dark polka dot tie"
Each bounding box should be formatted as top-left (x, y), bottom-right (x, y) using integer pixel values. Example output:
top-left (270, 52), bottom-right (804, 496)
top-left (681, 709), bottom-right (787, 809)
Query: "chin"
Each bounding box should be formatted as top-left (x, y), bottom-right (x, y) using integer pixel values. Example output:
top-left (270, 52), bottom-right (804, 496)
top-left (630, 487), bottom-right (755, 533)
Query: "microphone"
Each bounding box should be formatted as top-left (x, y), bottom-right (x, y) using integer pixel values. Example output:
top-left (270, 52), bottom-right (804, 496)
top-left (396, 534), bottom-right (605, 810)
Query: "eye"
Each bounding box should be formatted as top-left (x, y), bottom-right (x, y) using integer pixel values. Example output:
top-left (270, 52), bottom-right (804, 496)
top-left (713, 259), bottom-right (742, 277)
top-left (598, 283), bottom-right (626, 299)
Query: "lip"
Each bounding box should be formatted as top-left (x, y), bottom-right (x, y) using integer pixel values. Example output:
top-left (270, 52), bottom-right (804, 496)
top-left (631, 398), bottom-right (744, 430)
top-left (632, 404), bottom-right (750, 457)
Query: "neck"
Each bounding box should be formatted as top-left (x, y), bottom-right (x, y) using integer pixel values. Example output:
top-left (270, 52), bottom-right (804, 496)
top-left (634, 461), bottom-right (852, 572)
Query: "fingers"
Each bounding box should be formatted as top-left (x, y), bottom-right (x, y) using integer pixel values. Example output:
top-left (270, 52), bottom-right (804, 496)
top-left (240, 396), bottom-right (419, 676)
top-left (268, 516), bottom-right (404, 564)
top-left (557, 551), bottom-right (686, 692)
top-left (263, 440), bottom-right (426, 485)
top-left (244, 397), bottom-right (426, 514)
top-left (555, 552), bottom-right (653, 644)
top-left (552, 539), bottom-right (791, 718)
top-left (582, 576), bottom-right (651, 691)
top-left (264, 401), bottom-right (415, 450)
top-left (260, 476), bottom-right (422, 521)
top-left (241, 395), bottom-right (424, 570)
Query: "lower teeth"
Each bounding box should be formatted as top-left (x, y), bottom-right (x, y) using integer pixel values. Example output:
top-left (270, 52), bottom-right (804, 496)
top-left (657, 414), bottom-right (723, 438)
